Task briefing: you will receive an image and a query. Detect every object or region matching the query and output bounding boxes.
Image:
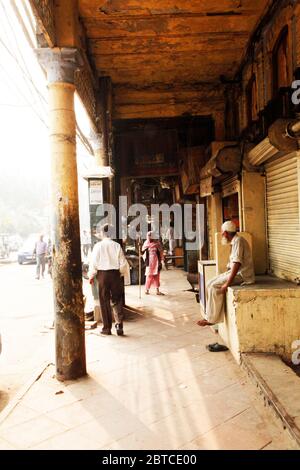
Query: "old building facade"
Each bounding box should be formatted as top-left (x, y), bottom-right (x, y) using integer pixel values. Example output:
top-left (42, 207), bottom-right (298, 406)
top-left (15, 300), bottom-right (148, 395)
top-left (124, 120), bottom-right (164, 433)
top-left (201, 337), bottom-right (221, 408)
top-left (28, 0), bottom-right (300, 378)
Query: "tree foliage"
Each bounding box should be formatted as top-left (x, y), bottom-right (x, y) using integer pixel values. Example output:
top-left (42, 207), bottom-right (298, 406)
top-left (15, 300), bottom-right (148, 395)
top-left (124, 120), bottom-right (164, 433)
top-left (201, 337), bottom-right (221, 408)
top-left (0, 172), bottom-right (50, 237)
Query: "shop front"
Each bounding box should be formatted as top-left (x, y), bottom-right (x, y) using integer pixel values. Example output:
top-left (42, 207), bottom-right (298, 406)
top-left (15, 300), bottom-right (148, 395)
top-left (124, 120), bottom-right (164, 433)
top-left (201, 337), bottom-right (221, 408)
top-left (248, 137), bottom-right (300, 284)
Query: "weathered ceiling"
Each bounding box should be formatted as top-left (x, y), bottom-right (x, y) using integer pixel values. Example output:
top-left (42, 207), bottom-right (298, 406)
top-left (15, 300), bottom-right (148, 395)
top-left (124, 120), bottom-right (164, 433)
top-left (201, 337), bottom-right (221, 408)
top-left (79, 0), bottom-right (272, 88)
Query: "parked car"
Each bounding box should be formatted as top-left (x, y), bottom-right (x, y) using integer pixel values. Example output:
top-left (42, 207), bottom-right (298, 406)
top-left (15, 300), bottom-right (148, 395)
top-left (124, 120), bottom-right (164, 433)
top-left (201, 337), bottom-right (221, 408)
top-left (17, 234), bottom-right (39, 265)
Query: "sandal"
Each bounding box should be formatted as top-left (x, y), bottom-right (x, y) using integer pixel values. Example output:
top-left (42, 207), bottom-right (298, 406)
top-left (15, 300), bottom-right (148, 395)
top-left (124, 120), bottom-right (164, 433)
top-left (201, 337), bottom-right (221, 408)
top-left (156, 291), bottom-right (165, 296)
top-left (206, 343), bottom-right (229, 352)
top-left (197, 319), bottom-right (213, 327)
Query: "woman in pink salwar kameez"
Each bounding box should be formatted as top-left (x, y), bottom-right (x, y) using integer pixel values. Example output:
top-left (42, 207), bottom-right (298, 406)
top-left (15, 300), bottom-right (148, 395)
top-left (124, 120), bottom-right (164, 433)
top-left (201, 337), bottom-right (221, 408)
top-left (142, 231), bottom-right (164, 295)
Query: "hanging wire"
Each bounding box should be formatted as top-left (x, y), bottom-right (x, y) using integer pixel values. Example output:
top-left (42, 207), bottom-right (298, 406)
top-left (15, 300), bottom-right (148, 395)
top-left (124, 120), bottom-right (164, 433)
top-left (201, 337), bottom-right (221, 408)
top-left (0, 60), bottom-right (47, 127)
top-left (0, 0), bottom-right (94, 156)
top-left (2, 0), bottom-right (47, 117)
top-left (0, 30), bottom-right (48, 111)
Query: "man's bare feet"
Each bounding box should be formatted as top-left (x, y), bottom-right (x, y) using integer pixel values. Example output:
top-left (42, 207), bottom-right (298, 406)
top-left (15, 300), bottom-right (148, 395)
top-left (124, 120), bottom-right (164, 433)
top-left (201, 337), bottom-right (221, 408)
top-left (196, 319), bottom-right (214, 327)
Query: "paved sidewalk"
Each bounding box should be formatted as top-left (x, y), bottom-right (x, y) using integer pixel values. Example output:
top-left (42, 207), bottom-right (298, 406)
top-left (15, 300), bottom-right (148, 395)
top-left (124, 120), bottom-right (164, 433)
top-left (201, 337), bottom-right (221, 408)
top-left (0, 269), bottom-right (297, 450)
top-left (0, 262), bottom-right (54, 413)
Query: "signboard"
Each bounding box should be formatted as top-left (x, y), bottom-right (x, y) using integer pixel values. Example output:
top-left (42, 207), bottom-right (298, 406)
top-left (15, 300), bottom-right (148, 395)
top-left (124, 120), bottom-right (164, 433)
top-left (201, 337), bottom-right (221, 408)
top-left (89, 180), bottom-right (103, 205)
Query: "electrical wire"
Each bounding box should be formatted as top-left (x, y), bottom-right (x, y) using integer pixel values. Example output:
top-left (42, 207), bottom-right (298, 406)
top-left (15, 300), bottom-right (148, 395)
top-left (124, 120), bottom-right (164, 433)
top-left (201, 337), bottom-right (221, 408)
top-left (11, 0), bottom-right (36, 49)
top-left (2, 1), bottom-right (47, 119)
top-left (0, 61), bottom-right (47, 127)
top-left (0, 0), bottom-right (94, 155)
top-left (0, 1), bottom-right (47, 123)
top-left (0, 35), bottom-right (47, 119)
top-left (76, 121), bottom-right (94, 155)
top-left (0, 34), bottom-right (47, 108)
top-left (8, 3), bottom-right (93, 155)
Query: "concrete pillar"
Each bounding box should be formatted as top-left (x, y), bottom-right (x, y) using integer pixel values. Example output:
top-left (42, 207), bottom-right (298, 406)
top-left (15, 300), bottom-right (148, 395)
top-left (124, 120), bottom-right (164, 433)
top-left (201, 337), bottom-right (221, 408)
top-left (241, 171), bottom-right (267, 274)
top-left (89, 131), bottom-right (106, 167)
top-left (210, 192), bottom-right (223, 259)
top-left (36, 48), bottom-right (86, 381)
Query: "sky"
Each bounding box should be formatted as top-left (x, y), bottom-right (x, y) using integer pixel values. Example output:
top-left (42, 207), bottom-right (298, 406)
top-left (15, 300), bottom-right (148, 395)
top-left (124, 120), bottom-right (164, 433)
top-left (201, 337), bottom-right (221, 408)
top-left (0, 0), bottom-right (49, 178)
top-left (0, 0), bottom-right (93, 232)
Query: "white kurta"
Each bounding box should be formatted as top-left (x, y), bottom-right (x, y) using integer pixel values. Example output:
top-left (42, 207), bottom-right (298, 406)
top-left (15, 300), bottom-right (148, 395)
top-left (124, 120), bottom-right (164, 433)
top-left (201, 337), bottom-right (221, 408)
top-left (205, 235), bottom-right (255, 324)
top-left (166, 227), bottom-right (176, 254)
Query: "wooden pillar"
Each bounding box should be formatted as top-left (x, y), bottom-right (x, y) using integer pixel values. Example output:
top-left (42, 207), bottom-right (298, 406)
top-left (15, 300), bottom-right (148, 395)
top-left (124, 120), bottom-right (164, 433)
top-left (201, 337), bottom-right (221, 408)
top-left (98, 77), bottom-right (115, 204)
top-left (213, 111), bottom-right (225, 140)
top-left (109, 176), bottom-right (115, 206)
top-left (97, 77), bottom-right (110, 167)
top-left (36, 48), bottom-right (86, 381)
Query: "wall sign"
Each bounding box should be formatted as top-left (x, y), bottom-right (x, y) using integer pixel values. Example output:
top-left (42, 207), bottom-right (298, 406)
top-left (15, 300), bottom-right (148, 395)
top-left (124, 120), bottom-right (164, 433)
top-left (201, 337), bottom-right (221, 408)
top-left (89, 179), bottom-right (103, 205)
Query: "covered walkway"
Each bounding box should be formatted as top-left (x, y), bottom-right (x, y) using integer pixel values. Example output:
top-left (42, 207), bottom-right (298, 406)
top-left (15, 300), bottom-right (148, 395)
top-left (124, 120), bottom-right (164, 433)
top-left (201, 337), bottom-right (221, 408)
top-left (0, 270), bottom-right (296, 450)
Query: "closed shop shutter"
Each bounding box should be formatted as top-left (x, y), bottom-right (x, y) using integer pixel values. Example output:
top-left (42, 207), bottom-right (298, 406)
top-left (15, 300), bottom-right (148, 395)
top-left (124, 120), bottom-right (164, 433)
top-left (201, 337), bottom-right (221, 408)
top-left (265, 153), bottom-right (300, 282)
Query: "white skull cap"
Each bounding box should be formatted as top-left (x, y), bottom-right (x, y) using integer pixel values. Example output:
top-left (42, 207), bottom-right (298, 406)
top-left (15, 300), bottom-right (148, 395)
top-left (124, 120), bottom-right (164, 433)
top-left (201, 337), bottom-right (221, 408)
top-left (221, 221), bottom-right (237, 233)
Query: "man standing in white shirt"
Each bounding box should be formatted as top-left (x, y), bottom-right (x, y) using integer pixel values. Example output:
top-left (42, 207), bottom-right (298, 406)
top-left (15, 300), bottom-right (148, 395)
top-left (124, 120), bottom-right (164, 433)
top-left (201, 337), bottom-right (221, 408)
top-left (166, 222), bottom-right (176, 255)
top-left (34, 234), bottom-right (47, 280)
top-left (197, 220), bottom-right (255, 327)
top-left (89, 224), bottom-right (129, 336)
top-left (81, 230), bottom-right (90, 258)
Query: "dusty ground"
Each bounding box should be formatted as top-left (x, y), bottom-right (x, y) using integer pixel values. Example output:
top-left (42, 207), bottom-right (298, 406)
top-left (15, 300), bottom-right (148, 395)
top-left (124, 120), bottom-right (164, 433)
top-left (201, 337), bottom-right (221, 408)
top-left (0, 260), bottom-right (53, 412)
top-left (0, 267), bottom-right (297, 450)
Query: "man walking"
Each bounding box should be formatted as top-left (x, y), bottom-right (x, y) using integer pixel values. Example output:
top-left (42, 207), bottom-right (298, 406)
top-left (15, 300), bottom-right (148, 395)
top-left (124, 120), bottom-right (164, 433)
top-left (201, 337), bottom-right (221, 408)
top-left (89, 224), bottom-right (129, 336)
top-left (34, 234), bottom-right (47, 280)
top-left (197, 221), bottom-right (255, 327)
top-left (166, 222), bottom-right (176, 255)
top-left (82, 230), bottom-right (90, 258)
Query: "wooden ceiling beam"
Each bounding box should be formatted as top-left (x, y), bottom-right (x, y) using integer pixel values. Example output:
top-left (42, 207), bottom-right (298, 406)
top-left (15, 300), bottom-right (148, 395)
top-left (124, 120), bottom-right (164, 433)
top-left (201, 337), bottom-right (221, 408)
top-left (81, 11), bottom-right (261, 21)
top-left (94, 50), bottom-right (241, 69)
top-left (98, 67), bottom-right (235, 86)
top-left (113, 82), bottom-right (223, 91)
top-left (77, 0), bottom-right (271, 91)
top-left (88, 33), bottom-right (249, 55)
top-left (79, 0), bottom-right (270, 19)
top-left (113, 101), bottom-right (224, 120)
top-left (82, 16), bottom-right (261, 39)
top-left (114, 88), bottom-right (224, 105)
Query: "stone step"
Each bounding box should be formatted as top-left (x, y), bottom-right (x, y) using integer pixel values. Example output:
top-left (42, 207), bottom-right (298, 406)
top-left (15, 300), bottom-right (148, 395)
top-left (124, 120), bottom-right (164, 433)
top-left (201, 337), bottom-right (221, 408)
top-left (242, 353), bottom-right (300, 448)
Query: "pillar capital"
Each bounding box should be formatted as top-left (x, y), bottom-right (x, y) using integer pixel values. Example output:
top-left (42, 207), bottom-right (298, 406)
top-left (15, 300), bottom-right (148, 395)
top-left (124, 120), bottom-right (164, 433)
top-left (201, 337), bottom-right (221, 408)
top-left (36, 47), bottom-right (84, 84)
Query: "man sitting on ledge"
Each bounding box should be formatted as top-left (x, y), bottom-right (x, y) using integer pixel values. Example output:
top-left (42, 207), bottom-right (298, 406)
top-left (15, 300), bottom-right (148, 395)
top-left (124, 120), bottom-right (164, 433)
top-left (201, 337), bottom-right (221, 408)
top-left (197, 221), bottom-right (255, 327)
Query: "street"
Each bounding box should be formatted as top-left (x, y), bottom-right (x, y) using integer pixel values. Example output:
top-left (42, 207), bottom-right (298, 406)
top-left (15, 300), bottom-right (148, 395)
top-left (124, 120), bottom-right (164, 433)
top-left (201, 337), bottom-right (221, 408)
top-left (0, 259), bottom-right (54, 411)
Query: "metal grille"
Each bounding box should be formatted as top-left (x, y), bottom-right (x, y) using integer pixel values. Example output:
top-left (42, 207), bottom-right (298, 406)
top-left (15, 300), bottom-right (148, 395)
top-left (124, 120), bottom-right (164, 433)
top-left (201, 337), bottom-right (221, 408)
top-left (266, 153), bottom-right (300, 282)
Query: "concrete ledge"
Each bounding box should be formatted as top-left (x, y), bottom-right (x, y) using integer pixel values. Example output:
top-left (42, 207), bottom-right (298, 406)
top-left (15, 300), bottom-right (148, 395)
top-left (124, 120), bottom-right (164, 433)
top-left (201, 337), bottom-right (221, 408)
top-left (219, 275), bottom-right (300, 363)
top-left (242, 353), bottom-right (300, 448)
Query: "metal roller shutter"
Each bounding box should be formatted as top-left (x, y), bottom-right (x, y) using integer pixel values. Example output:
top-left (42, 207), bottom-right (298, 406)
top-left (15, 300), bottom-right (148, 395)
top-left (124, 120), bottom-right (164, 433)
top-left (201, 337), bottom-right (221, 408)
top-left (265, 152), bottom-right (300, 282)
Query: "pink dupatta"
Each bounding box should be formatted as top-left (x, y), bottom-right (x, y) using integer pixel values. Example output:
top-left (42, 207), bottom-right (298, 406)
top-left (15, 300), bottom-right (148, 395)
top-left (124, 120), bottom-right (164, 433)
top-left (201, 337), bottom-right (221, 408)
top-left (142, 232), bottom-right (163, 276)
